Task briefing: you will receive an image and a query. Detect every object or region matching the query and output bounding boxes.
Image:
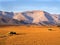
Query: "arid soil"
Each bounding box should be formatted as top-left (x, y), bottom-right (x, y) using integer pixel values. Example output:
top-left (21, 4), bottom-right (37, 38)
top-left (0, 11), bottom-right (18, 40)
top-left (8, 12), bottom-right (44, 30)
top-left (0, 26), bottom-right (60, 45)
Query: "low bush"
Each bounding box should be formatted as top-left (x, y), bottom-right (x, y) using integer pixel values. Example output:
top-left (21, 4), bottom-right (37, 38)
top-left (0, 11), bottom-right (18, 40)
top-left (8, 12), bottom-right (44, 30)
top-left (9, 32), bottom-right (16, 35)
top-left (48, 28), bottom-right (52, 31)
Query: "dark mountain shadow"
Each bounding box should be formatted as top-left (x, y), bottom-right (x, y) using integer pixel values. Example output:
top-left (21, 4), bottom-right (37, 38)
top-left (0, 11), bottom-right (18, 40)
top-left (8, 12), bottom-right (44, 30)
top-left (4, 12), bottom-right (14, 18)
top-left (20, 20), bottom-right (29, 24)
top-left (0, 11), bottom-right (14, 18)
top-left (0, 11), bottom-right (15, 24)
top-left (1, 18), bottom-right (7, 23)
top-left (0, 11), bottom-right (2, 15)
top-left (44, 12), bottom-right (55, 24)
top-left (10, 19), bottom-right (21, 24)
top-left (21, 12), bottom-right (33, 23)
top-left (58, 15), bottom-right (60, 20)
top-left (42, 21), bottom-right (55, 25)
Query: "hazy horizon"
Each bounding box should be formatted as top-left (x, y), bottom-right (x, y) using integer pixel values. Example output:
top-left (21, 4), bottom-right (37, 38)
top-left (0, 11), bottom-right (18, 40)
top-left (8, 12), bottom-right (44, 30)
top-left (0, 0), bottom-right (60, 14)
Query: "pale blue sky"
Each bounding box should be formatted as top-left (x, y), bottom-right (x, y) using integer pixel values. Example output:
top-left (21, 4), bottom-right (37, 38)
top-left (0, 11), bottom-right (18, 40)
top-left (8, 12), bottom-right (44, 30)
top-left (0, 0), bottom-right (60, 14)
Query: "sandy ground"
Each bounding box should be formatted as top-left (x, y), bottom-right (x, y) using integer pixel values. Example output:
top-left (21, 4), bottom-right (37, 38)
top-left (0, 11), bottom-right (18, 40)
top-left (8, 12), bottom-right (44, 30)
top-left (0, 26), bottom-right (60, 45)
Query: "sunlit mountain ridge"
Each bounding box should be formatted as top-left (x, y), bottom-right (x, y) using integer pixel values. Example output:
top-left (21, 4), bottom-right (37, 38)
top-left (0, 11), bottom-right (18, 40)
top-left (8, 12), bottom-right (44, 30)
top-left (0, 10), bottom-right (60, 26)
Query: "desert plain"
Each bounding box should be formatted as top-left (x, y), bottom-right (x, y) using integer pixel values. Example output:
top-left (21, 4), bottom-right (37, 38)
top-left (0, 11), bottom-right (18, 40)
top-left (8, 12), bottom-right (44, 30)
top-left (0, 25), bottom-right (60, 45)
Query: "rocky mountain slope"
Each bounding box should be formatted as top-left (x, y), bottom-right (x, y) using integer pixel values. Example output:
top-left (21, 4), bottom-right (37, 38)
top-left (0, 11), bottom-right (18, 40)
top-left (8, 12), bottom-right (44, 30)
top-left (0, 10), bottom-right (60, 26)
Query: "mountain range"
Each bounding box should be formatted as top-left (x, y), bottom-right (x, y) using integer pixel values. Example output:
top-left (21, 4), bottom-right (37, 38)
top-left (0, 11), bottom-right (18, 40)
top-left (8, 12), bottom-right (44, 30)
top-left (0, 10), bottom-right (60, 26)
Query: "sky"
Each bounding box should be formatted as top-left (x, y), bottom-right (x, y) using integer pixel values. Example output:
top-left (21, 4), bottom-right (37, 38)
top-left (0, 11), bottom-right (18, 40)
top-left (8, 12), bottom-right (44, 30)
top-left (0, 0), bottom-right (60, 14)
